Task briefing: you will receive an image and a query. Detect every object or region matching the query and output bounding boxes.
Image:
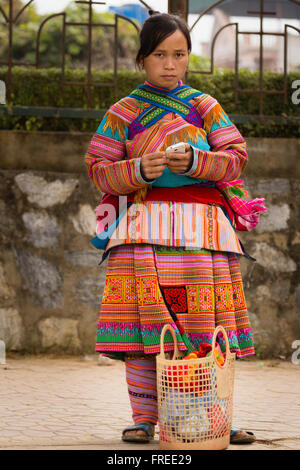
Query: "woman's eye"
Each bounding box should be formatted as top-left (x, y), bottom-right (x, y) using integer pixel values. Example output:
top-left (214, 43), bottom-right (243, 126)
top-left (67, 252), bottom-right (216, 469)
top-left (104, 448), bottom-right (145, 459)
top-left (153, 52), bottom-right (185, 58)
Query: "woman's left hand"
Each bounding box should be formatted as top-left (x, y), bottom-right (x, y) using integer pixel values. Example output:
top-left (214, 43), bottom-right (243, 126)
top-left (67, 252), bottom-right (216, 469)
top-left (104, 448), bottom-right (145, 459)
top-left (165, 144), bottom-right (193, 174)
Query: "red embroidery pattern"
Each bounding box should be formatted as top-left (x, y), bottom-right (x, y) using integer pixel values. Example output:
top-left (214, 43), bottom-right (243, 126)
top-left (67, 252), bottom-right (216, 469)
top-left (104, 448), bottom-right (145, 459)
top-left (103, 277), bottom-right (123, 303)
top-left (161, 286), bottom-right (188, 314)
top-left (125, 277), bottom-right (137, 302)
top-left (215, 285), bottom-right (227, 311)
top-left (232, 282), bottom-right (246, 309)
top-left (198, 286), bottom-right (214, 312)
top-left (104, 275), bottom-right (164, 305)
top-left (186, 282), bottom-right (246, 313)
top-left (139, 277), bottom-right (160, 305)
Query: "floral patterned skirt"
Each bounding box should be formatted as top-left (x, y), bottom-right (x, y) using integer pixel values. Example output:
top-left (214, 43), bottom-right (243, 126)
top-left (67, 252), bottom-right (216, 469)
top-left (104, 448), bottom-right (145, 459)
top-left (95, 244), bottom-right (255, 360)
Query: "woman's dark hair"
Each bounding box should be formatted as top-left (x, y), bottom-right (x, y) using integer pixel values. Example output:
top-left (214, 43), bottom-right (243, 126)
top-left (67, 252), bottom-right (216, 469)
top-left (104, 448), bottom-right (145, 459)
top-left (135, 11), bottom-right (191, 70)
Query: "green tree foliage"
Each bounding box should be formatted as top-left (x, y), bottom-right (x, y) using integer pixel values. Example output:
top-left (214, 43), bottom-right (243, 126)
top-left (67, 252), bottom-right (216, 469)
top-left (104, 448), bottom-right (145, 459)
top-left (188, 53), bottom-right (211, 71)
top-left (0, 0), bottom-right (139, 69)
top-left (0, 0), bottom-right (40, 63)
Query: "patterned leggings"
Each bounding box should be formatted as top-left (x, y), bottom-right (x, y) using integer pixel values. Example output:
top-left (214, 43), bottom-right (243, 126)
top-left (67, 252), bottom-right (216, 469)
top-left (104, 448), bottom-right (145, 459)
top-left (125, 355), bottom-right (158, 425)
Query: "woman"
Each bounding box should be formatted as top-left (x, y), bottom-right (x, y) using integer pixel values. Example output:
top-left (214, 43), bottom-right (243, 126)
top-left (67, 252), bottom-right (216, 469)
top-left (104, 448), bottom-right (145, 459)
top-left (85, 11), bottom-right (263, 444)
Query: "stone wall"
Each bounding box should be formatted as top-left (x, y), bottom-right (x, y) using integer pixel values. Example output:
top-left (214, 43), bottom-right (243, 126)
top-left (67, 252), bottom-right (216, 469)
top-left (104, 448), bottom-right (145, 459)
top-left (0, 130), bottom-right (299, 358)
top-left (238, 178), bottom-right (299, 358)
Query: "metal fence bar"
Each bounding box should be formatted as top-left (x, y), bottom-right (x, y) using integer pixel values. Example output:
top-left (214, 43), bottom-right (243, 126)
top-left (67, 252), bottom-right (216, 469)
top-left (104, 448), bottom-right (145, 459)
top-left (0, 0), bottom-right (140, 108)
top-left (187, 0), bottom-right (300, 117)
top-left (0, 105), bottom-right (106, 119)
top-left (0, 0), bottom-right (299, 119)
top-left (1, 105), bottom-right (299, 124)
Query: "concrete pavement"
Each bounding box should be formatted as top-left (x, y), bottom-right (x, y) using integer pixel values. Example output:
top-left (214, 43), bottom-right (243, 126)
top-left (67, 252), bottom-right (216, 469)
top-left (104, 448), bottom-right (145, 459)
top-left (0, 354), bottom-right (300, 451)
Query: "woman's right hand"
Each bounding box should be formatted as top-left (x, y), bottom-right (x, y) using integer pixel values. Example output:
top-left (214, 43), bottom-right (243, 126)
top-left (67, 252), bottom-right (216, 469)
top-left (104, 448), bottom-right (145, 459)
top-left (140, 151), bottom-right (167, 181)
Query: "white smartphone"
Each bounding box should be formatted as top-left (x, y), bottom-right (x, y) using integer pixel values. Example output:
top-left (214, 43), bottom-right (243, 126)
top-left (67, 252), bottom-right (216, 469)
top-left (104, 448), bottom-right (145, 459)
top-left (165, 142), bottom-right (186, 154)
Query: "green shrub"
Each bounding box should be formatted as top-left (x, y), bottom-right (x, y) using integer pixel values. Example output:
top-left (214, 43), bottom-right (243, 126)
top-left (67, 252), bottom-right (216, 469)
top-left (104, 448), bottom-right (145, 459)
top-left (0, 66), bottom-right (299, 136)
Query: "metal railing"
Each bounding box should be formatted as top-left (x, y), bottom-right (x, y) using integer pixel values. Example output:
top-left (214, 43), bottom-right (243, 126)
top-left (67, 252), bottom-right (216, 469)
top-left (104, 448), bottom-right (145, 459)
top-left (0, 0), bottom-right (140, 112)
top-left (0, 0), bottom-right (299, 122)
top-left (188, 0), bottom-right (300, 118)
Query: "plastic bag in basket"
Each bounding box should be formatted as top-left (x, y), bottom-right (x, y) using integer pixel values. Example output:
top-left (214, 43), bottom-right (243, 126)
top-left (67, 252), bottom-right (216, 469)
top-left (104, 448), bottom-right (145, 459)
top-left (160, 389), bottom-right (210, 440)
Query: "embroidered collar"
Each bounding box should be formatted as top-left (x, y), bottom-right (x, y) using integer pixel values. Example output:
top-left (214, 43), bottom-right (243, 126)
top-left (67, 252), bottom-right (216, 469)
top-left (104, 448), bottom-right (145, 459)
top-left (127, 81), bottom-right (204, 139)
top-left (129, 81), bottom-right (202, 116)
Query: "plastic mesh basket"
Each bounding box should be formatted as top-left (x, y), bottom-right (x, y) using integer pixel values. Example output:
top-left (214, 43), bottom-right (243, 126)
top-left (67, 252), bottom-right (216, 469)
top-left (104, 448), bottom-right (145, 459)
top-left (156, 324), bottom-right (235, 450)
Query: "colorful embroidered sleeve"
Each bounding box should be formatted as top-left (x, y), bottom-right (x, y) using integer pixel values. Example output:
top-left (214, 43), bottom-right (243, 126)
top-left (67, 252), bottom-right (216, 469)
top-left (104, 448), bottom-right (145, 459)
top-left (184, 94), bottom-right (248, 181)
top-left (85, 99), bottom-right (152, 195)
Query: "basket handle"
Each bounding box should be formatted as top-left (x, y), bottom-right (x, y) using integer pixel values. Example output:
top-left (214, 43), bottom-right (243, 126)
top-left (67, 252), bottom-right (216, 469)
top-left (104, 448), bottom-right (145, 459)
top-left (160, 324), bottom-right (180, 360)
top-left (211, 325), bottom-right (230, 367)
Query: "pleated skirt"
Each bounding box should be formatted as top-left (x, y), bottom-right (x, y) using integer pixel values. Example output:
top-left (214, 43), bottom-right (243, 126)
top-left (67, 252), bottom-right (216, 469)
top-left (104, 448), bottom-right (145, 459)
top-left (95, 244), bottom-right (255, 359)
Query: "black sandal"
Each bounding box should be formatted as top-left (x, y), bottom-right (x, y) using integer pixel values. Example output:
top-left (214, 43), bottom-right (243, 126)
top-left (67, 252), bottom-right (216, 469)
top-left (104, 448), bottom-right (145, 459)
top-left (230, 427), bottom-right (256, 444)
top-left (122, 422), bottom-right (155, 443)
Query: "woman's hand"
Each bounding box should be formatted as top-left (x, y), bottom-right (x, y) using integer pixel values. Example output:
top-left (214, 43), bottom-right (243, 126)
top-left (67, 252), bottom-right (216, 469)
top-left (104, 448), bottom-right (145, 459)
top-left (140, 151), bottom-right (167, 181)
top-left (166, 143), bottom-right (193, 174)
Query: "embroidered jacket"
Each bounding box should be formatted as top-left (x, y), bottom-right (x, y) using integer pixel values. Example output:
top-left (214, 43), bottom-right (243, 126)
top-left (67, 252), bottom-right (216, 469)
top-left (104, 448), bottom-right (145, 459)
top-left (84, 80), bottom-right (264, 254)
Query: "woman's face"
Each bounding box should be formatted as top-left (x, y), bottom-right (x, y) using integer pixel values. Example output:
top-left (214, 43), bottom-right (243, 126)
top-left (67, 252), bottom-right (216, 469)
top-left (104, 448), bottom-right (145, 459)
top-left (141, 29), bottom-right (189, 90)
